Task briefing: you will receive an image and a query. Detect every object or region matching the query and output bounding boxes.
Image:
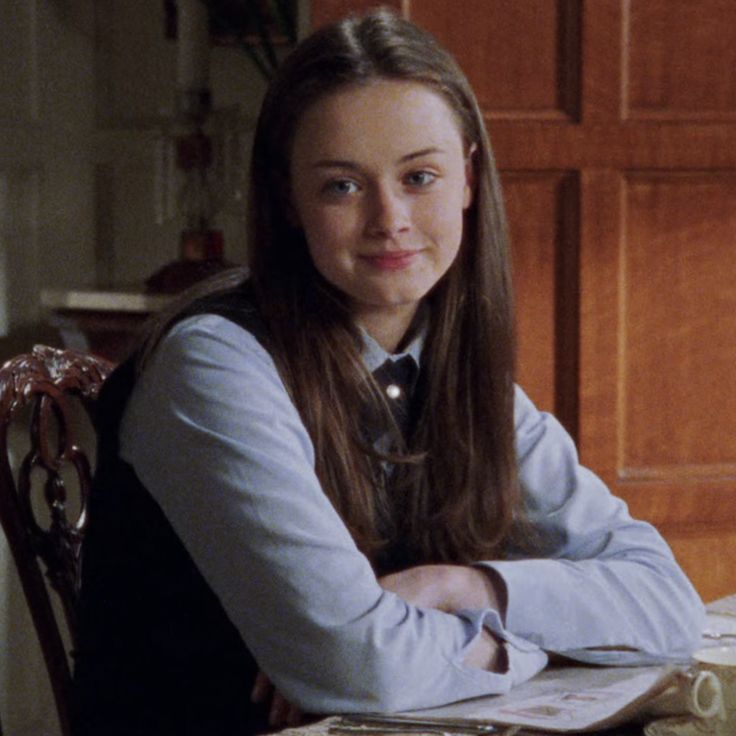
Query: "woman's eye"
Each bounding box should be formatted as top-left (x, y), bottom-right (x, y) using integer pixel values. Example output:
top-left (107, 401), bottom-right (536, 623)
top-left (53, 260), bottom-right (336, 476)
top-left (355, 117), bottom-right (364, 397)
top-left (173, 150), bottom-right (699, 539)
top-left (324, 179), bottom-right (359, 196)
top-left (406, 170), bottom-right (437, 188)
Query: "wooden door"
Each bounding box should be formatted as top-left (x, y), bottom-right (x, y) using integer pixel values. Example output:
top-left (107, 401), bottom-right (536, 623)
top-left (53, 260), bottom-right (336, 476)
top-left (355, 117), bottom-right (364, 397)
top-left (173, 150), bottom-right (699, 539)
top-left (310, 0), bottom-right (736, 601)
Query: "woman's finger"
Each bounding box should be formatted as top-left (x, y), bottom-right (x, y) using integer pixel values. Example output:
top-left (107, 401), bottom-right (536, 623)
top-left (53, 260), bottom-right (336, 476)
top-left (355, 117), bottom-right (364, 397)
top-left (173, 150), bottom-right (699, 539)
top-left (286, 701), bottom-right (304, 726)
top-left (250, 670), bottom-right (273, 703)
top-left (268, 691), bottom-right (294, 727)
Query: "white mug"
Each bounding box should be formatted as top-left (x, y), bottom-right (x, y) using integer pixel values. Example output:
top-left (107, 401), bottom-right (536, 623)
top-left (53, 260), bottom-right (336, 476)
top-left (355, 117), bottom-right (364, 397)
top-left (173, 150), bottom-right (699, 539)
top-left (692, 646), bottom-right (736, 733)
top-left (646, 668), bottom-right (722, 720)
top-left (646, 646), bottom-right (736, 736)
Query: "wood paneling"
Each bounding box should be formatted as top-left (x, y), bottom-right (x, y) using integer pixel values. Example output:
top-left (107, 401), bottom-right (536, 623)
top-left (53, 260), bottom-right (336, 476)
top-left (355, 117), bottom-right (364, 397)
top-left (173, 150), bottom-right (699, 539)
top-left (622, 173), bottom-right (736, 475)
top-left (504, 171), bottom-right (579, 435)
top-left (625, 0), bottom-right (736, 121)
top-left (412, 0), bottom-right (581, 121)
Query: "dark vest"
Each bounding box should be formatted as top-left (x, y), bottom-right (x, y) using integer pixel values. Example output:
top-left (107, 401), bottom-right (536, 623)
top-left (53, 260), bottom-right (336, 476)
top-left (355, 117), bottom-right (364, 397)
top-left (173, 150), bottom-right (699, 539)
top-left (73, 286), bottom-right (274, 735)
top-left (73, 284), bottom-right (422, 735)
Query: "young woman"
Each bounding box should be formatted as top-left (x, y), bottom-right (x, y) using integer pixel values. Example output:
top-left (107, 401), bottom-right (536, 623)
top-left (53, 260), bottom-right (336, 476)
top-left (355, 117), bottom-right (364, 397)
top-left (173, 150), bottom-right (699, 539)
top-left (73, 9), bottom-right (705, 735)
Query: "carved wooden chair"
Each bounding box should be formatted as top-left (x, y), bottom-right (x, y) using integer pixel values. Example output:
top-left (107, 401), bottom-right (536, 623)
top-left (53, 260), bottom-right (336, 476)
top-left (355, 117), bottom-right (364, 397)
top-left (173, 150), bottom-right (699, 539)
top-left (0, 345), bottom-right (113, 736)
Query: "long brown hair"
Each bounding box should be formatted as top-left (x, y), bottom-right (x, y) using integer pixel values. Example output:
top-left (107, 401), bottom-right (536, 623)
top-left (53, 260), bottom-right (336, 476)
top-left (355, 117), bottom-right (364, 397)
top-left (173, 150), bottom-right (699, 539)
top-left (247, 8), bottom-right (522, 566)
top-left (142, 9), bottom-right (523, 567)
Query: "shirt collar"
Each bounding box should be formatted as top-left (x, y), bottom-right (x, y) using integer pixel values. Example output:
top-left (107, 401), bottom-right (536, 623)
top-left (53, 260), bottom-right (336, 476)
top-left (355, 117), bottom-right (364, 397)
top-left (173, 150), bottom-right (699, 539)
top-left (359, 319), bottom-right (426, 374)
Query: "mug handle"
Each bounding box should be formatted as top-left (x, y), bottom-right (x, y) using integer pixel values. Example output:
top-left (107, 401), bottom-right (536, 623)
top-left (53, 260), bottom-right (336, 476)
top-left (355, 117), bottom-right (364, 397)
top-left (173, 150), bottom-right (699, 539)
top-left (690, 670), bottom-right (724, 720)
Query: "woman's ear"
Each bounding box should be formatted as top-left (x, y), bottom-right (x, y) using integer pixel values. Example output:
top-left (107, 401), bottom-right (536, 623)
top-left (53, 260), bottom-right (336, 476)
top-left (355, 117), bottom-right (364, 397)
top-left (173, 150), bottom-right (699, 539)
top-left (463, 143), bottom-right (478, 210)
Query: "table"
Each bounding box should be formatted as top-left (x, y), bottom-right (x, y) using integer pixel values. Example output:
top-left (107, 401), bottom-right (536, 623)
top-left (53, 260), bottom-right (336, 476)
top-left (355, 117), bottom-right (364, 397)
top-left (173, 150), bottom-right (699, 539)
top-left (277, 714), bottom-right (646, 735)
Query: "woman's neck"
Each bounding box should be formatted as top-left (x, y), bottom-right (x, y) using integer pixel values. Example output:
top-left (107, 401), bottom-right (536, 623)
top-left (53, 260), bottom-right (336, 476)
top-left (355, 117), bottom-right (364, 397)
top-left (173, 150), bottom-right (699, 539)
top-left (354, 304), bottom-right (420, 354)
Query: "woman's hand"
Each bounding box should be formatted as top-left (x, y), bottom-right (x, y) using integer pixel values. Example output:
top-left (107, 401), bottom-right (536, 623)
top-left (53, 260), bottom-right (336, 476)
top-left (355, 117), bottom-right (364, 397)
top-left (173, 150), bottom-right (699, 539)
top-left (251, 671), bottom-right (304, 728)
top-left (378, 564), bottom-right (508, 673)
top-left (378, 564), bottom-right (505, 615)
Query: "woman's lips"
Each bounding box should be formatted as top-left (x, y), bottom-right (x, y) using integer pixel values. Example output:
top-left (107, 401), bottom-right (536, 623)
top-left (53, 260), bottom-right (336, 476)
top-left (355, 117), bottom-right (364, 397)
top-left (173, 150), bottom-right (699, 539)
top-left (361, 250), bottom-right (421, 271)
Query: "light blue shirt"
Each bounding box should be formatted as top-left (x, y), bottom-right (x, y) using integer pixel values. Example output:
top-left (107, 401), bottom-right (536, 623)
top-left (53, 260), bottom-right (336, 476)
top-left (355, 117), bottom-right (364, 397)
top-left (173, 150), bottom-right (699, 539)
top-left (120, 313), bottom-right (705, 714)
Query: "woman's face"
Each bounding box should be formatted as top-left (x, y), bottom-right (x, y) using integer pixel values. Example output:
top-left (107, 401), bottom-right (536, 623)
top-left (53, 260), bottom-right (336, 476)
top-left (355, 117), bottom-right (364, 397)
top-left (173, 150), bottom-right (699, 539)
top-left (289, 79), bottom-right (474, 347)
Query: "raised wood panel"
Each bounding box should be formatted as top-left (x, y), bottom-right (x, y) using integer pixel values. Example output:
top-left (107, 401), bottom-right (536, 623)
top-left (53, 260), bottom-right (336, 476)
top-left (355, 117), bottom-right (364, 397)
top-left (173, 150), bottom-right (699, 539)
top-left (625, 0), bottom-right (736, 121)
top-left (622, 173), bottom-right (736, 477)
top-left (412, 0), bottom-right (581, 121)
top-left (504, 171), bottom-right (579, 435)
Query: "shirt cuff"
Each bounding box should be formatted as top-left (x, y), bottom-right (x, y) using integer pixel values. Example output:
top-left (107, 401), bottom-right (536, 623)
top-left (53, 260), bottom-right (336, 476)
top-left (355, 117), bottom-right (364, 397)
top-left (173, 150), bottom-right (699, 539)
top-left (457, 608), bottom-right (549, 687)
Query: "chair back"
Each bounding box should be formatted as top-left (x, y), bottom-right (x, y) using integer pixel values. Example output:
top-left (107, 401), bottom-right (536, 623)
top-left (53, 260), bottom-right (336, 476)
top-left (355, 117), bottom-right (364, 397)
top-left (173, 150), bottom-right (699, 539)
top-left (0, 345), bottom-right (113, 736)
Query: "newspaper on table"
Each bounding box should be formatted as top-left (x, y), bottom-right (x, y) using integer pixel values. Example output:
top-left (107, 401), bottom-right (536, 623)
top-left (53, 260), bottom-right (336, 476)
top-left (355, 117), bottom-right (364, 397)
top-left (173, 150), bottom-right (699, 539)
top-left (283, 665), bottom-right (681, 736)
top-left (336, 664), bottom-right (679, 734)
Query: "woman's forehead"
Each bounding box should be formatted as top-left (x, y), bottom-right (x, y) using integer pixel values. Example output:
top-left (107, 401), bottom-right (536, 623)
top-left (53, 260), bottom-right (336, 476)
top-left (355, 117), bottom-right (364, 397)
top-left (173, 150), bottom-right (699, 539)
top-left (290, 79), bottom-right (466, 165)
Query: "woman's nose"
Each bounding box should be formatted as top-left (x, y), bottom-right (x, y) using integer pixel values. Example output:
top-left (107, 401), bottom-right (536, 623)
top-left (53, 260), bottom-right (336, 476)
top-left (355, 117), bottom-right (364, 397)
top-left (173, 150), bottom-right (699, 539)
top-left (365, 185), bottom-right (410, 238)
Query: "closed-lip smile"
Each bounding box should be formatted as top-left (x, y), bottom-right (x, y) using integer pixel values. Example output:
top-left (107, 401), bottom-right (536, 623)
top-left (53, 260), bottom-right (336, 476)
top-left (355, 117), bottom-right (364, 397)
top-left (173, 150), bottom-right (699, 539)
top-left (360, 250), bottom-right (422, 271)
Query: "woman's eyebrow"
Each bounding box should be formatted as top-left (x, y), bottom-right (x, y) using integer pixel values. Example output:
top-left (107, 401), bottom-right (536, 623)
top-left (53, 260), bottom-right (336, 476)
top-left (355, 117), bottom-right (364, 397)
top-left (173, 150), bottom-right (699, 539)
top-left (311, 147), bottom-right (446, 170)
top-left (399, 146), bottom-right (445, 163)
top-left (312, 159), bottom-right (360, 170)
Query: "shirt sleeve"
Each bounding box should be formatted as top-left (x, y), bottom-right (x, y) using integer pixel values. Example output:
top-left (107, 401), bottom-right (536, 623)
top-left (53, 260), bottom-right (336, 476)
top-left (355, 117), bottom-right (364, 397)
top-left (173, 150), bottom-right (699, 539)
top-left (478, 385), bottom-right (706, 666)
top-left (119, 315), bottom-right (546, 714)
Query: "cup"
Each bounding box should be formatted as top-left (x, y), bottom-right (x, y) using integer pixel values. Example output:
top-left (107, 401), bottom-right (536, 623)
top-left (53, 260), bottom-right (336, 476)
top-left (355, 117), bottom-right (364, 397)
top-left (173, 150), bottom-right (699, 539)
top-left (691, 646), bottom-right (736, 734)
top-left (645, 646), bottom-right (736, 736)
top-left (646, 668), bottom-right (722, 720)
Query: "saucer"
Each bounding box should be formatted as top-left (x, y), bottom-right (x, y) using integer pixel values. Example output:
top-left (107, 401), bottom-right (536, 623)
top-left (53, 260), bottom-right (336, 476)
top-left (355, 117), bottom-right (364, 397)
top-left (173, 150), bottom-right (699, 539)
top-left (645, 715), bottom-right (719, 736)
